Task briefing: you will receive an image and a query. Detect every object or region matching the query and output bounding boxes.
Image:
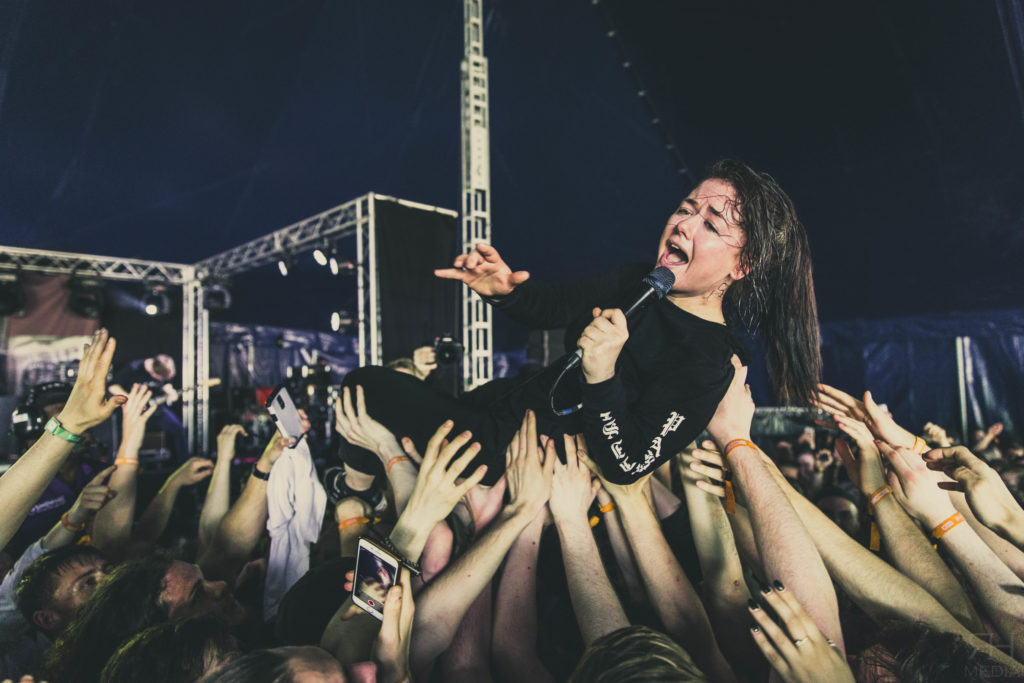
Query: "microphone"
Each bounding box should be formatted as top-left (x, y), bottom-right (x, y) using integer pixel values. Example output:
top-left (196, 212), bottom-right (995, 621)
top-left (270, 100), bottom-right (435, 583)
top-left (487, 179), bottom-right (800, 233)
top-left (564, 266), bottom-right (676, 371)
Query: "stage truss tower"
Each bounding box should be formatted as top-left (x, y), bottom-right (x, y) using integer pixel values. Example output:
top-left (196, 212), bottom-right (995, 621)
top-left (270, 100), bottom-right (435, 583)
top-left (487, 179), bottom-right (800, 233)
top-left (460, 0), bottom-right (493, 390)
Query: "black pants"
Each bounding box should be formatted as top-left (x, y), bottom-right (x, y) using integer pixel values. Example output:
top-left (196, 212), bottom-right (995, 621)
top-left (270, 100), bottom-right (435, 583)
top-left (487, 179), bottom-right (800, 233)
top-left (339, 366), bottom-right (577, 486)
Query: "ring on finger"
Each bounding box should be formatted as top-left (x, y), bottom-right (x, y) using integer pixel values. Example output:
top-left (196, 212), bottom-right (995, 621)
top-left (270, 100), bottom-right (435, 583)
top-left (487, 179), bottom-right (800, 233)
top-left (792, 638), bottom-right (809, 648)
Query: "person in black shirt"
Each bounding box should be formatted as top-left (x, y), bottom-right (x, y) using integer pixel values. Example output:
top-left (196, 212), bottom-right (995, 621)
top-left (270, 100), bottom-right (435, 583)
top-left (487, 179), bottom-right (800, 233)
top-left (338, 159), bottom-right (821, 486)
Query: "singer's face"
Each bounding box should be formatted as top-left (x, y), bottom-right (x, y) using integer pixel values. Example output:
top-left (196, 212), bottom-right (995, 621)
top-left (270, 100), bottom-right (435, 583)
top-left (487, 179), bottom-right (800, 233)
top-left (658, 179), bottom-right (746, 296)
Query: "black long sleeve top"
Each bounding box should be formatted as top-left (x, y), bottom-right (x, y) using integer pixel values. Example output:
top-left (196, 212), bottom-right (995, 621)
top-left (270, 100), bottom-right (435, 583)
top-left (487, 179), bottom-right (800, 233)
top-left (490, 263), bottom-right (748, 484)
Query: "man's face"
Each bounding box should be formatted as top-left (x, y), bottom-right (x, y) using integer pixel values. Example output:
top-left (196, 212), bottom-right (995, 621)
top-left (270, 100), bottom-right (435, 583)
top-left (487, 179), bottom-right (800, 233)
top-left (39, 556), bottom-right (108, 634)
top-left (797, 453), bottom-right (816, 479)
top-left (159, 561), bottom-right (246, 624)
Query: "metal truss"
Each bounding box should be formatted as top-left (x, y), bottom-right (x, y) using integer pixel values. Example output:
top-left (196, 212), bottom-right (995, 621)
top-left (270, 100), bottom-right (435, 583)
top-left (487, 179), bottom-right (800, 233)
top-left (460, 0), bottom-right (494, 390)
top-left (193, 198), bottom-right (363, 278)
top-left (0, 246), bottom-right (194, 283)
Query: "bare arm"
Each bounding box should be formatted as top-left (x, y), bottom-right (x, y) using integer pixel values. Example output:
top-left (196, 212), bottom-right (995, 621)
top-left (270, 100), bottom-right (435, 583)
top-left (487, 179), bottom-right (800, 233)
top-left (710, 357), bottom-right (843, 651)
top-left (134, 457), bottom-right (213, 545)
top-left (595, 486), bottom-right (645, 605)
top-left (492, 514), bottom-right (554, 683)
top-left (92, 385), bottom-right (157, 557)
top-left (199, 425), bottom-right (245, 552)
top-left (832, 417), bottom-right (982, 630)
top-left (0, 330), bottom-right (125, 552)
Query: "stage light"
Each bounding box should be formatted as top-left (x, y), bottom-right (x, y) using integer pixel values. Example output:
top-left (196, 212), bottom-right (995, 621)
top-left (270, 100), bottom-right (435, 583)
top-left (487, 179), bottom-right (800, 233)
top-left (277, 258), bottom-right (290, 277)
top-left (330, 258), bottom-right (354, 276)
top-left (142, 284), bottom-right (170, 317)
top-left (329, 256), bottom-right (339, 275)
top-left (68, 269), bottom-right (105, 319)
top-left (330, 311), bottom-right (341, 331)
top-left (203, 282), bottom-right (232, 311)
top-left (0, 269), bottom-right (26, 316)
top-left (313, 247), bottom-right (329, 267)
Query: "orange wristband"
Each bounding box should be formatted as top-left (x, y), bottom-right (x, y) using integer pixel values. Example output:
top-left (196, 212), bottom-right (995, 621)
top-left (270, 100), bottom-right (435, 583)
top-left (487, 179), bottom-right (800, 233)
top-left (932, 512), bottom-right (965, 539)
top-left (869, 485), bottom-right (893, 509)
top-left (589, 515), bottom-right (601, 528)
top-left (724, 480), bottom-right (736, 514)
top-left (114, 457), bottom-right (139, 466)
top-left (338, 516), bottom-right (380, 531)
top-left (61, 512), bottom-right (85, 533)
top-left (386, 455), bottom-right (411, 475)
top-left (723, 439), bottom-right (757, 458)
top-left (912, 437), bottom-right (928, 454)
top-left (599, 501), bottom-right (615, 513)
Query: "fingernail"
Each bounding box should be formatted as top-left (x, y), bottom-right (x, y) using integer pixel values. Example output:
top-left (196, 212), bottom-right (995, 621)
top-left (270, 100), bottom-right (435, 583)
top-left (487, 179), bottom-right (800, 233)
top-left (747, 599), bottom-right (760, 611)
top-left (751, 625), bottom-right (760, 633)
top-left (772, 580), bottom-right (785, 591)
top-left (760, 585), bottom-right (772, 595)
top-left (393, 586), bottom-right (402, 598)
top-left (444, 420), bottom-right (453, 427)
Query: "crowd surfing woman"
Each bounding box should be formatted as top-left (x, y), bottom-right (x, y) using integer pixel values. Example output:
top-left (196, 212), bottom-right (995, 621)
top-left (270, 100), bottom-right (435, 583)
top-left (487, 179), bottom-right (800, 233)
top-left (337, 160), bottom-right (821, 490)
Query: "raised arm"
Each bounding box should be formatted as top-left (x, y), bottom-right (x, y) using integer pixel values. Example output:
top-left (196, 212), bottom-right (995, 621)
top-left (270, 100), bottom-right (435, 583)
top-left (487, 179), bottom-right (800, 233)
top-left (0, 329), bottom-right (126, 552)
top-left (709, 356), bottom-right (843, 651)
top-left (132, 457), bottom-right (213, 546)
top-left (582, 444), bottom-right (735, 682)
top-left (882, 442), bottom-right (1024, 658)
top-left (832, 416), bottom-right (982, 630)
top-left (410, 410), bottom-right (553, 672)
top-left (40, 465), bottom-right (117, 551)
top-left (199, 431), bottom-right (290, 580)
top-left (198, 424), bottom-right (245, 552)
top-left (92, 385), bottom-right (157, 557)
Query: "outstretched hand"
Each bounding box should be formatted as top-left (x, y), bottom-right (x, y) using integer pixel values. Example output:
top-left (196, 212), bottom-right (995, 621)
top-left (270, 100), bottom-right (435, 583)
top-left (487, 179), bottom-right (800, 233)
top-left (831, 415), bottom-right (886, 495)
top-left (813, 384), bottom-right (915, 450)
top-left (434, 243), bottom-right (529, 298)
top-left (548, 433), bottom-right (600, 524)
top-left (120, 384), bottom-right (158, 453)
top-left (402, 420), bottom-right (489, 527)
top-left (878, 442), bottom-right (955, 527)
top-left (706, 355), bottom-right (755, 447)
top-left (168, 457), bottom-right (215, 488)
top-left (576, 434), bottom-right (651, 502)
top-left (335, 385), bottom-right (400, 456)
top-left (57, 329), bottom-right (127, 434)
top-left (66, 465), bottom-right (119, 527)
top-left (373, 569), bottom-right (415, 683)
top-left (924, 446), bottom-right (1024, 536)
top-left (504, 410), bottom-right (555, 517)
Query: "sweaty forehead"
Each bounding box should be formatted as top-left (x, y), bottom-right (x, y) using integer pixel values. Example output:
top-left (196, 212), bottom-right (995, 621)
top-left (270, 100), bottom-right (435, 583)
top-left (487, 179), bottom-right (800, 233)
top-left (690, 180), bottom-right (742, 225)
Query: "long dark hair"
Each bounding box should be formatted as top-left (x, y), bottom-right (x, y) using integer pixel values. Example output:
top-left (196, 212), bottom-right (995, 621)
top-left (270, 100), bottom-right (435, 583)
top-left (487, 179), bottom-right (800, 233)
top-left (705, 159), bottom-right (821, 405)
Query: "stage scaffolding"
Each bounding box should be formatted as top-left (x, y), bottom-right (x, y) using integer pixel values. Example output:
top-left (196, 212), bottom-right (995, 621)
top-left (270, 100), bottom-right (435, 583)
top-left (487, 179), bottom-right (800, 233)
top-left (0, 193), bottom-right (458, 455)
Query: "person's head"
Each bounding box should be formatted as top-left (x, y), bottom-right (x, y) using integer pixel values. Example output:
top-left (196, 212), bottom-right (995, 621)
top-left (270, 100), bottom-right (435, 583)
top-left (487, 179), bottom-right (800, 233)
top-left (568, 625), bottom-right (707, 682)
top-left (815, 486), bottom-right (862, 537)
top-left (1002, 438), bottom-right (1024, 463)
top-left (672, 160), bottom-right (821, 405)
top-left (1000, 465), bottom-right (1024, 492)
top-left (858, 621), bottom-right (1010, 682)
top-left (796, 452), bottom-right (817, 480)
top-left (199, 646), bottom-right (345, 683)
top-left (99, 614), bottom-right (238, 683)
top-left (46, 554), bottom-right (242, 683)
top-left (146, 354), bottom-right (177, 382)
top-left (16, 545), bottom-right (108, 637)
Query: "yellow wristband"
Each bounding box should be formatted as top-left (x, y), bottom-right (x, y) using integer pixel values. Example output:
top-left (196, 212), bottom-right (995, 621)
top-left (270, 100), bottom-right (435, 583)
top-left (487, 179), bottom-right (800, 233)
top-left (114, 457), bottom-right (139, 466)
top-left (932, 512), bottom-right (965, 539)
top-left (61, 512), bottom-right (85, 533)
top-left (386, 455), bottom-right (411, 475)
top-left (869, 485), bottom-right (893, 509)
top-left (338, 516), bottom-right (379, 531)
top-left (912, 436), bottom-right (928, 454)
top-left (723, 439), bottom-right (757, 458)
top-left (599, 502), bottom-right (615, 513)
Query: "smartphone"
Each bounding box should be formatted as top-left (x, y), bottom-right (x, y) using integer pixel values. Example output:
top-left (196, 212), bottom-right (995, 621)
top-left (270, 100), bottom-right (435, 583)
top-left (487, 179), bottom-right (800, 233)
top-left (266, 384), bottom-right (307, 441)
top-left (352, 538), bottom-right (400, 621)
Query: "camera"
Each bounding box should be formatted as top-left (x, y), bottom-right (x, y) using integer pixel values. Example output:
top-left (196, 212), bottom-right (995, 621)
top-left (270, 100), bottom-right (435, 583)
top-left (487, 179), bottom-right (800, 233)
top-left (434, 335), bottom-right (463, 366)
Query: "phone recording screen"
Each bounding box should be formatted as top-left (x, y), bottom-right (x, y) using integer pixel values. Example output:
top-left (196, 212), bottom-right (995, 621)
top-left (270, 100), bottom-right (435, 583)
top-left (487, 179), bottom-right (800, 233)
top-left (355, 546), bottom-right (398, 613)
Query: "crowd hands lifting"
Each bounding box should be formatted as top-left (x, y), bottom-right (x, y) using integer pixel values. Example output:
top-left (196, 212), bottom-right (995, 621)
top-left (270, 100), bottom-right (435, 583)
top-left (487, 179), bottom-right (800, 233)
top-left (2, 329), bottom-right (1024, 682)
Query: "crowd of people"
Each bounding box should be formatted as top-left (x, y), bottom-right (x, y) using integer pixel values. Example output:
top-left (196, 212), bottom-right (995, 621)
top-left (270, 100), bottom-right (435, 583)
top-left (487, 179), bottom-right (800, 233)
top-left (0, 328), bottom-right (1021, 682)
top-left (1, 159), bottom-right (1022, 682)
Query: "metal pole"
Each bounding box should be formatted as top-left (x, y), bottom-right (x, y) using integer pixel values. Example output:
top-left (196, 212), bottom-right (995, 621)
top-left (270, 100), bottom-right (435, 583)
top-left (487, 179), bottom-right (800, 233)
top-left (368, 194), bottom-right (381, 365)
top-left (356, 198), bottom-right (367, 367)
top-left (956, 336), bottom-right (969, 444)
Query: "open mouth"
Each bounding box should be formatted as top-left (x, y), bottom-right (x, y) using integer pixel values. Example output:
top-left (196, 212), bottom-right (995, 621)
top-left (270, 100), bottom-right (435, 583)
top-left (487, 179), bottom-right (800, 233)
top-left (661, 242), bottom-right (689, 266)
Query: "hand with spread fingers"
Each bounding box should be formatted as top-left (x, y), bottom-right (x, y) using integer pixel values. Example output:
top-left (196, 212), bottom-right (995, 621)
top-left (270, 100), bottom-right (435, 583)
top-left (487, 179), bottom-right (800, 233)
top-left (831, 415), bottom-right (887, 495)
top-left (335, 385), bottom-right (401, 456)
top-left (748, 582), bottom-right (853, 683)
top-left (813, 384), bottom-right (916, 450)
top-left (120, 384), bottom-right (158, 453)
top-left (924, 445), bottom-right (1024, 542)
top-left (878, 442), bottom-right (956, 527)
top-left (57, 329), bottom-right (128, 434)
top-left (504, 410), bottom-right (555, 518)
top-left (168, 457), bottom-right (215, 488)
top-left (549, 434), bottom-right (601, 525)
top-left (215, 424), bottom-right (246, 461)
top-left (402, 420), bottom-right (489, 528)
top-left (923, 421), bottom-right (952, 448)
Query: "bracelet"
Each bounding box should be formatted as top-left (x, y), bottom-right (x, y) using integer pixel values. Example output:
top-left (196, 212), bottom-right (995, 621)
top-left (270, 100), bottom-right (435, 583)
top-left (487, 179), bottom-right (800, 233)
top-left (61, 511), bottom-right (85, 533)
top-left (589, 515), bottom-right (601, 528)
top-left (932, 512), bottom-right (965, 539)
top-left (723, 438), bottom-right (757, 458)
top-left (369, 531), bottom-right (423, 576)
top-left (114, 457), bottom-right (139, 466)
top-left (912, 437), bottom-right (928, 454)
top-left (250, 465), bottom-right (271, 481)
top-left (386, 455), bottom-right (411, 476)
top-left (44, 417), bottom-right (83, 444)
top-left (598, 501), bottom-right (615, 513)
top-left (869, 485), bottom-right (893, 509)
top-left (339, 516), bottom-right (380, 531)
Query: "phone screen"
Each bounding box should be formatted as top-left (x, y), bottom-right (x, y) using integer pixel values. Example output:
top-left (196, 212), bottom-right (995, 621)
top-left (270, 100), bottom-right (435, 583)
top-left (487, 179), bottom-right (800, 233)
top-left (353, 539), bottom-right (399, 620)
